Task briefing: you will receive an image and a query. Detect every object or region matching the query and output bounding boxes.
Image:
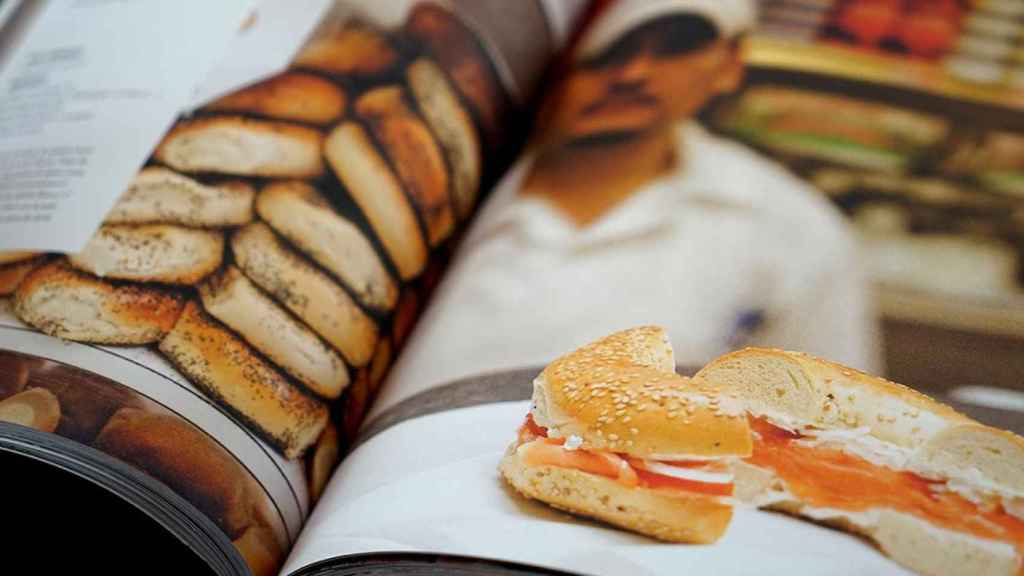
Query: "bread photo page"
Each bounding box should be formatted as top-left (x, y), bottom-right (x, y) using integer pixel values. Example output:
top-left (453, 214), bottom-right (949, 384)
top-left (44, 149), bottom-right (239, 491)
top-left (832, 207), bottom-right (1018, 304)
top-left (1, 1), bottom-right (1023, 575)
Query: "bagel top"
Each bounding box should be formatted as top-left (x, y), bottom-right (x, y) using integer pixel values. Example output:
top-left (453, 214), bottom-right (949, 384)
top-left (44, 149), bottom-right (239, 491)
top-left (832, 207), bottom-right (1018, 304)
top-left (531, 326), bottom-right (751, 460)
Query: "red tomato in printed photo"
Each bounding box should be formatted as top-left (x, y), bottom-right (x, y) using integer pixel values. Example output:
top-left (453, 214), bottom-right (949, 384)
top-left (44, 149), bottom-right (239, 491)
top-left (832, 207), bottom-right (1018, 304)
top-left (838, 0), bottom-right (903, 46)
top-left (901, 0), bottom-right (961, 57)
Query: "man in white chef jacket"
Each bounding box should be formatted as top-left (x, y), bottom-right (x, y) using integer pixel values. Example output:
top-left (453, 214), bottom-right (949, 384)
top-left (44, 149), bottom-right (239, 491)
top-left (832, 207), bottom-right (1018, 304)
top-left (376, 0), bottom-right (880, 412)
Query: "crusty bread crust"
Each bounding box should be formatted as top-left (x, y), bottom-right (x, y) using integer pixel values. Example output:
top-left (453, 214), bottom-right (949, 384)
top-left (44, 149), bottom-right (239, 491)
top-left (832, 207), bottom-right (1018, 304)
top-left (156, 116), bottom-right (324, 178)
top-left (407, 58), bottom-right (481, 221)
top-left (324, 122), bottom-right (428, 280)
top-left (205, 73), bottom-right (346, 124)
top-left (356, 85), bottom-right (454, 246)
top-left (199, 266), bottom-right (349, 400)
top-left (70, 224), bottom-right (224, 285)
top-left (256, 181), bottom-right (396, 311)
top-left (0, 251), bottom-right (41, 266)
top-left (231, 222), bottom-right (379, 367)
top-left (106, 167), bottom-right (254, 228)
top-left (293, 22), bottom-right (398, 76)
top-left (534, 327), bottom-right (751, 459)
top-left (158, 301), bottom-right (328, 459)
top-left (14, 260), bottom-right (184, 344)
top-left (500, 448), bottom-right (732, 544)
top-left (0, 255), bottom-right (48, 296)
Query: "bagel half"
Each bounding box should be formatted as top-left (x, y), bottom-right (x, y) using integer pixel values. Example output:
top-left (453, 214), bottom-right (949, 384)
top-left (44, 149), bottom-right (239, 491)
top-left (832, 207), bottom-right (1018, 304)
top-left (500, 327), bottom-right (751, 544)
top-left (105, 168), bottom-right (254, 228)
top-left (14, 260), bottom-right (184, 344)
top-left (697, 348), bottom-right (1024, 576)
top-left (69, 224), bottom-right (224, 285)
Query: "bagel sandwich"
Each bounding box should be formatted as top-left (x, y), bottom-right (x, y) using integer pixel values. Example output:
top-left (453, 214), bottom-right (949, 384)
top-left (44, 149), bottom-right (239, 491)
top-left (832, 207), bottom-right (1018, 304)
top-left (500, 327), bottom-right (751, 544)
top-left (697, 348), bottom-right (1024, 576)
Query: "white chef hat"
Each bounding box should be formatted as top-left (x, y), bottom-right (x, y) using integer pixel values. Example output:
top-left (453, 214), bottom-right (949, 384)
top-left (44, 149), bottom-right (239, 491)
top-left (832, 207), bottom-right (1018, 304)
top-left (577, 0), bottom-right (758, 60)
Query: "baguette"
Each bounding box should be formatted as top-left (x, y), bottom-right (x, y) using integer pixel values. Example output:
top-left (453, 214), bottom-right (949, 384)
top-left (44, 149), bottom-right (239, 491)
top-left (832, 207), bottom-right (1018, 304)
top-left (697, 348), bottom-right (1024, 576)
top-left (356, 86), bottom-right (454, 246)
top-left (256, 181), bottom-right (396, 311)
top-left (231, 222), bottom-right (379, 368)
top-left (14, 260), bottom-right (184, 344)
top-left (199, 266), bottom-right (349, 400)
top-left (204, 72), bottom-right (346, 125)
top-left (324, 122), bottom-right (428, 280)
top-left (155, 116), bottom-right (324, 178)
top-left (158, 301), bottom-right (328, 459)
top-left (105, 167), bottom-right (254, 228)
top-left (70, 224), bottom-right (224, 285)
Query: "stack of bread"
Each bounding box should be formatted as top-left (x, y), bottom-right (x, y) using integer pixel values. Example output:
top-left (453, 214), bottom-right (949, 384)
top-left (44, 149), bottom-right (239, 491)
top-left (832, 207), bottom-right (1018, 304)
top-left (4, 3), bottom-right (497, 477)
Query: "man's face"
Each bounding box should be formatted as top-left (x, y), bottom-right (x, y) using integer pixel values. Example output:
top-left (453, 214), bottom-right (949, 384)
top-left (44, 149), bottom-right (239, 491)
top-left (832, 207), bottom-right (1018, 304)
top-left (547, 17), bottom-right (744, 144)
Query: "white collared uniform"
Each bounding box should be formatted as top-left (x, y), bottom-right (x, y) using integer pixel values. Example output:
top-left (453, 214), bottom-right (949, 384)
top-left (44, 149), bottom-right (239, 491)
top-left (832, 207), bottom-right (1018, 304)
top-left (372, 121), bottom-right (881, 416)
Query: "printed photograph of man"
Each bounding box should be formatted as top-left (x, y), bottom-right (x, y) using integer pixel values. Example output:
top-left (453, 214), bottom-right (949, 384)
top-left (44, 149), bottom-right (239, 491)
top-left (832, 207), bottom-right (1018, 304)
top-left (378, 0), bottom-right (881, 408)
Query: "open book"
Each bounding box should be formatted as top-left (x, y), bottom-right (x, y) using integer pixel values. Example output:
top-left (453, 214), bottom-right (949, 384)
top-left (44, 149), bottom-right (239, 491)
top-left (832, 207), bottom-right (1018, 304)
top-left (1, 1), bottom-right (1023, 575)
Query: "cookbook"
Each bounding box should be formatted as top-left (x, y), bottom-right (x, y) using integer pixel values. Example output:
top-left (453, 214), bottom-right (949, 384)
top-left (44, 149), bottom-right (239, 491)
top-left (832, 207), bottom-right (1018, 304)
top-left (1, 1), bottom-right (1023, 575)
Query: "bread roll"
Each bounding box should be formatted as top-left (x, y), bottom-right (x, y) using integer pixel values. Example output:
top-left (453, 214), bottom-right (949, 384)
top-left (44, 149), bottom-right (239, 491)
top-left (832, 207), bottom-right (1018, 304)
top-left (105, 167), bottom-right (254, 228)
top-left (0, 388), bottom-right (60, 433)
top-left (306, 418), bottom-right (340, 504)
top-left (29, 364), bottom-right (146, 443)
top-left (199, 266), bottom-right (349, 400)
top-left (14, 260), bottom-right (184, 344)
top-left (232, 523), bottom-right (284, 576)
top-left (293, 21), bottom-right (398, 76)
top-left (70, 224), bottom-right (224, 285)
top-left (205, 72), bottom-right (345, 125)
top-left (256, 181), bottom-right (396, 311)
top-left (158, 301), bottom-right (328, 459)
top-left (94, 407), bottom-right (253, 537)
top-left (356, 86), bottom-right (454, 246)
top-left (405, 3), bottom-right (507, 147)
top-left (231, 223), bottom-right (379, 368)
top-left (407, 58), bottom-right (482, 220)
top-left (324, 122), bottom-right (428, 280)
top-left (155, 116), bottom-right (324, 178)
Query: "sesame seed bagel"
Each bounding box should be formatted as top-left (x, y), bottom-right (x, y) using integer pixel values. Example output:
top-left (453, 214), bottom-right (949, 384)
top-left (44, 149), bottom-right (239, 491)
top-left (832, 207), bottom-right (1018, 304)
top-left (531, 327), bottom-right (751, 460)
top-left (499, 449), bottom-right (733, 544)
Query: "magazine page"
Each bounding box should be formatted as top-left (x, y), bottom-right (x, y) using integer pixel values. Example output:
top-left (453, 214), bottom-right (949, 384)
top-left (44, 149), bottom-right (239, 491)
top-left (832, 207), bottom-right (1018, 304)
top-left (283, 1), bottom-right (1024, 575)
top-left (0, 1), bottom-right (585, 575)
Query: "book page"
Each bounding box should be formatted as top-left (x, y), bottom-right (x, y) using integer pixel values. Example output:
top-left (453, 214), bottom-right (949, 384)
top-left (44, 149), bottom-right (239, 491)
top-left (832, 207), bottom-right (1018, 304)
top-left (0, 0), bottom-right (256, 252)
top-left (0, 1), bottom-right (583, 575)
top-left (283, 0), bottom-right (1024, 574)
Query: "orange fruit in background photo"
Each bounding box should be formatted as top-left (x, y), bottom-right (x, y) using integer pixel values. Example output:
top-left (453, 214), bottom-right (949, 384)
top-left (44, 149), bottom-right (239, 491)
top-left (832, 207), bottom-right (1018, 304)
top-left (837, 0), bottom-right (903, 46)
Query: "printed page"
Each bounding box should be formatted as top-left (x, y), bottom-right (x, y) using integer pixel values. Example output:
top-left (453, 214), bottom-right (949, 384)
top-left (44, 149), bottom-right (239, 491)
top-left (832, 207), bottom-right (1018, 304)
top-left (0, 0), bottom-right (256, 252)
top-left (284, 1), bottom-right (1024, 574)
top-left (0, 1), bottom-right (582, 575)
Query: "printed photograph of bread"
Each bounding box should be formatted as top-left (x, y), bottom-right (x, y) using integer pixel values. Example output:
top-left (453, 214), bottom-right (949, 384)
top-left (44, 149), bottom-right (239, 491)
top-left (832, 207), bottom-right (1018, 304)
top-left (356, 86), bottom-right (455, 247)
top-left (255, 181), bottom-right (397, 312)
top-left (501, 327), bottom-right (752, 544)
top-left (404, 2), bottom-right (510, 150)
top-left (0, 351), bottom-right (287, 576)
top-left (14, 259), bottom-right (185, 345)
top-left (6, 0), bottom-right (501, 465)
top-left (717, 86), bottom-right (949, 173)
top-left (697, 349), bottom-right (1024, 576)
top-left (160, 302), bottom-right (329, 460)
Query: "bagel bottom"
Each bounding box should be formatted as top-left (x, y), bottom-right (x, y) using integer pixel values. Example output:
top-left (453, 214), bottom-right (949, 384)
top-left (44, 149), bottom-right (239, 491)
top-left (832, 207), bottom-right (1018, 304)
top-left (499, 449), bottom-right (732, 544)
